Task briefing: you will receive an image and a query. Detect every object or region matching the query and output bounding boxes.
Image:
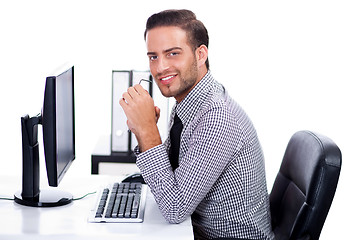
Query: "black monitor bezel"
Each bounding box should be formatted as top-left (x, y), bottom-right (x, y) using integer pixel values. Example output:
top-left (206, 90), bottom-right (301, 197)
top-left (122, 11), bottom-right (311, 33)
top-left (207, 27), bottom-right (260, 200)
top-left (42, 66), bottom-right (75, 187)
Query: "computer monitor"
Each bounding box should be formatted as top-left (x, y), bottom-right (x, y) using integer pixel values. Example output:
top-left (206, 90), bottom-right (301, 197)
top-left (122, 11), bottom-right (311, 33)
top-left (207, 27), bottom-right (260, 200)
top-left (14, 65), bottom-right (75, 207)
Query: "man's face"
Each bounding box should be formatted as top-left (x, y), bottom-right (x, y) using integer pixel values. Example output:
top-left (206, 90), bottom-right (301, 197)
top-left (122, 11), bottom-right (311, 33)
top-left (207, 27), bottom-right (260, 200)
top-left (146, 26), bottom-right (200, 102)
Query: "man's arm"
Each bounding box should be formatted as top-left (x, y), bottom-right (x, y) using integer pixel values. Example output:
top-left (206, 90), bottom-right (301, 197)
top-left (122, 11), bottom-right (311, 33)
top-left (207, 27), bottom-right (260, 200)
top-left (136, 106), bottom-right (240, 223)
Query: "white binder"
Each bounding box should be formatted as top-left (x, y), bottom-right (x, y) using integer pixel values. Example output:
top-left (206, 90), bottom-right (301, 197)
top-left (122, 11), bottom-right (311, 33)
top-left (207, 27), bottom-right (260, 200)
top-left (111, 71), bottom-right (131, 152)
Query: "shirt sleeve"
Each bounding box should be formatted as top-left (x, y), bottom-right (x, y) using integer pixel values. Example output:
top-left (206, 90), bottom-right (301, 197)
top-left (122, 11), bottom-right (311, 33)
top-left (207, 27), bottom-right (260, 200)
top-left (136, 105), bottom-right (240, 223)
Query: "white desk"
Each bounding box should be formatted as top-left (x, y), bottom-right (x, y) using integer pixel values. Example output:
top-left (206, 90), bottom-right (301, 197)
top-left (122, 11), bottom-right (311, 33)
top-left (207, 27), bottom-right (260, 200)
top-left (0, 175), bottom-right (193, 240)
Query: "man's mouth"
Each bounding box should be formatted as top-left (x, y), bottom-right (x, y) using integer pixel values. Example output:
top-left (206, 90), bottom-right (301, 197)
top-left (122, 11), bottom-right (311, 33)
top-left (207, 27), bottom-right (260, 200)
top-left (159, 74), bottom-right (177, 84)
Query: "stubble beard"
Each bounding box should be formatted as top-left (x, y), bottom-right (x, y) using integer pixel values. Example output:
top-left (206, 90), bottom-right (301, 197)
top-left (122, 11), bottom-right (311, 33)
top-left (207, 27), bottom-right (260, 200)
top-left (157, 57), bottom-right (199, 100)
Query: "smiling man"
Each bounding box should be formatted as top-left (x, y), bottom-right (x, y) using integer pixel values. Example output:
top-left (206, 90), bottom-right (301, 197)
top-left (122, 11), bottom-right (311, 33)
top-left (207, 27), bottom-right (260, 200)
top-left (119, 9), bottom-right (274, 240)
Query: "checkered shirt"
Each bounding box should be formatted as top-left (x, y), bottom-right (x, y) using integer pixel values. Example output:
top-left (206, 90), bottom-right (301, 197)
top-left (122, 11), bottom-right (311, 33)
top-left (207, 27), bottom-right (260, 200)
top-left (135, 71), bottom-right (274, 240)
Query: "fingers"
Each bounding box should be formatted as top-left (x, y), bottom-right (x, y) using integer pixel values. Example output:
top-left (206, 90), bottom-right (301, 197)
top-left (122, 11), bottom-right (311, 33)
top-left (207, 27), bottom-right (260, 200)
top-left (125, 86), bottom-right (138, 101)
top-left (133, 84), bottom-right (148, 95)
top-left (120, 84), bottom-right (150, 104)
top-left (119, 84), bottom-right (154, 119)
top-left (127, 84), bottom-right (148, 97)
top-left (119, 96), bottom-right (127, 109)
top-left (120, 87), bottom-right (138, 107)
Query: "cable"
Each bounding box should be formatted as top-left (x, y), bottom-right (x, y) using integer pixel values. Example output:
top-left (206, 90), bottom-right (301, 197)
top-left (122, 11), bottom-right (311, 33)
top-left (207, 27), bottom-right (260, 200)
top-left (73, 191), bottom-right (97, 201)
top-left (0, 197), bottom-right (14, 201)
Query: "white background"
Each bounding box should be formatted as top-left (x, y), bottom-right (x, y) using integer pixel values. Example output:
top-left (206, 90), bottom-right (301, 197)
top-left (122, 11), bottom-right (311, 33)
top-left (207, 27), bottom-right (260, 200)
top-left (0, 1), bottom-right (359, 239)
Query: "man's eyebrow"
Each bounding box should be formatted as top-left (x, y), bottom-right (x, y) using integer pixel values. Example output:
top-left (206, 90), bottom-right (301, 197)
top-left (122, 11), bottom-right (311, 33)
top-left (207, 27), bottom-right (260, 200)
top-left (164, 47), bottom-right (182, 53)
top-left (147, 47), bottom-right (183, 56)
top-left (147, 51), bottom-right (156, 56)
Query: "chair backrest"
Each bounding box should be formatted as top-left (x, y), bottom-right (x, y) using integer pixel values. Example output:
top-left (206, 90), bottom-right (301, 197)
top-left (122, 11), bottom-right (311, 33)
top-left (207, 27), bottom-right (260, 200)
top-left (269, 131), bottom-right (341, 240)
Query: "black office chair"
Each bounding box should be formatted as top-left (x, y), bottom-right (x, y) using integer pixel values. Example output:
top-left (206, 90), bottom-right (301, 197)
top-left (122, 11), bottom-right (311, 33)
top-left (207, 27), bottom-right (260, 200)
top-left (213, 130), bottom-right (341, 240)
top-left (269, 130), bottom-right (342, 240)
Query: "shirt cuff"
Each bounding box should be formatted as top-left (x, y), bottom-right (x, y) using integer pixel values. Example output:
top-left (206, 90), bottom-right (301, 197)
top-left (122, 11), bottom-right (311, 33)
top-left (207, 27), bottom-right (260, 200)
top-left (136, 144), bottom-right (170, 177)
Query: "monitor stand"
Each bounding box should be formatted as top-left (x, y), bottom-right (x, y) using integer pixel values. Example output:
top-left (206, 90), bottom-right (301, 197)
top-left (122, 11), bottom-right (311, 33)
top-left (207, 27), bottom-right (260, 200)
top-left (14, 189), bottom-right (72, 207)
top-left (14, 114), bottom-right (73, 207)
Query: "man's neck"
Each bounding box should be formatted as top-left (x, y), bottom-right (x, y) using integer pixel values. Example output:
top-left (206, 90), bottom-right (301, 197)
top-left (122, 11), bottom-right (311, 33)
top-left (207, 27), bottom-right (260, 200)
top-left (175, 68), bottom-right (208, 103)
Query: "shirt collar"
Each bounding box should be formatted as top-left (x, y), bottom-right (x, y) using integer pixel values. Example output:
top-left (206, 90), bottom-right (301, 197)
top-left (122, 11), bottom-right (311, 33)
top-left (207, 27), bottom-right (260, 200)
top-left (174, 71), bottom-right (214, 126)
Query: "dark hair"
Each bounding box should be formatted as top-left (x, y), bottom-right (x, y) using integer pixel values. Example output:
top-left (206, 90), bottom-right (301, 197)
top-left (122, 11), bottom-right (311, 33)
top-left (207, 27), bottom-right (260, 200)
top-left (144, 9), bottom-right (210, 69)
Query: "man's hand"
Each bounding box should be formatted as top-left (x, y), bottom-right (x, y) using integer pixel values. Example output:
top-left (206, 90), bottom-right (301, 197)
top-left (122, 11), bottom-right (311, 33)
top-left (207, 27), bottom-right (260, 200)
top-left (119, 84), bottom-right (162, 152)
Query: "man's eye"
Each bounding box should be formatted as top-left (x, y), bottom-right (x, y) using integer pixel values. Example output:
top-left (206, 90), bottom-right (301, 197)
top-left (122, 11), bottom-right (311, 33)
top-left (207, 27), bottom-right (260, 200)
top-left (169, 52), bottom-right (179, 57)
top-left (149, 56), bottom-right (158, 61)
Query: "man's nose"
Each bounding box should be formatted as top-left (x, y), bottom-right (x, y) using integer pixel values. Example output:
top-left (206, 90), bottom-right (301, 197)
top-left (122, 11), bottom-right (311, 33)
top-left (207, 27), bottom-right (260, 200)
top-left (156, 57), bottom-right (170, 73)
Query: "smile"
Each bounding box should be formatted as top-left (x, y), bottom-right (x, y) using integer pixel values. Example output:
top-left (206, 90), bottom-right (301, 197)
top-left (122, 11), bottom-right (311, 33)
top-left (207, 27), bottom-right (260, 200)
top-left (159, 74), bottom-right (177, 84)
top-left (160, 75), bottom-right (175, 81)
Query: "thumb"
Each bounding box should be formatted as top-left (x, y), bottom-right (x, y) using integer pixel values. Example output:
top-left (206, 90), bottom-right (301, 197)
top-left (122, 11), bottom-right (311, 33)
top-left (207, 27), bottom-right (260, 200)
top-left (155, 106), bottom-right (160, 123)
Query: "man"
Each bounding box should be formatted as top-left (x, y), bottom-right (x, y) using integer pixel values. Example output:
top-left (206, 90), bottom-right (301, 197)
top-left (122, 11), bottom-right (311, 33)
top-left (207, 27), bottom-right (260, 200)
top-left (119, 9), bottom-right (274, 240)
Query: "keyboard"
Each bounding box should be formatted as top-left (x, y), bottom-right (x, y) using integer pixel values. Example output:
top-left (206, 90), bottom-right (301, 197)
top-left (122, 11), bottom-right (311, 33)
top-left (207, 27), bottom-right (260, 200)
top-left (88, 182), bottom-right (147, 223)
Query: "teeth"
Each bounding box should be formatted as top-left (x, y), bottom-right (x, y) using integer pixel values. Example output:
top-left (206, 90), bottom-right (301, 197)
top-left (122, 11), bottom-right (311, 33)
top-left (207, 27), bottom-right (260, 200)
top-left (161, 75), bottom-right (174, 81)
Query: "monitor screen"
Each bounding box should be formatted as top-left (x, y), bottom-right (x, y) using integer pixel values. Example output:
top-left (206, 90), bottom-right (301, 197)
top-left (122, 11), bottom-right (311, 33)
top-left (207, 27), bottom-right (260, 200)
top-left (43, 66), bottom-right (75, 187)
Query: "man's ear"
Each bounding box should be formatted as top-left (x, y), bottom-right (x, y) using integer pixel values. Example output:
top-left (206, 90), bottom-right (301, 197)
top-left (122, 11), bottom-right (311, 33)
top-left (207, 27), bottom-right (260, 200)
top-left (196, 45), bottom-right (208, 68)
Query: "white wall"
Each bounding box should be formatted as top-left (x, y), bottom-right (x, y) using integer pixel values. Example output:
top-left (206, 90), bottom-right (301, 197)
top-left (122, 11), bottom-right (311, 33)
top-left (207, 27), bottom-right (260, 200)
top-left (0, 1), bottom-right (359, 238)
